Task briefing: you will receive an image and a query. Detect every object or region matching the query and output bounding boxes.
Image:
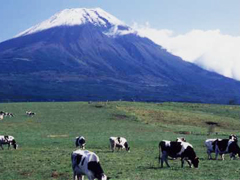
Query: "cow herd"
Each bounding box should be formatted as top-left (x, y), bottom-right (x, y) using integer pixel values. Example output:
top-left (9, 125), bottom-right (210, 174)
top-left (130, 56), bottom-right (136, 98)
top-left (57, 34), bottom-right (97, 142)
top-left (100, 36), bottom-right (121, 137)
top-left (69, 134), bottom-right (240, 179)
top-left (0, 110), bottom-right (35, 121)
top-left (1, 109), bottom-right (240, 180)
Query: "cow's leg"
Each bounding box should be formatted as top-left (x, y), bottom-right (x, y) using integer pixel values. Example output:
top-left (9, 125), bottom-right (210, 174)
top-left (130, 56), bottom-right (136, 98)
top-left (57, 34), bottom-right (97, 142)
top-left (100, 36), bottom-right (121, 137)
top-left (160, 153), bottom-right (165, 168)
top-left (207, 150), bottom-right (212, 159)
top-left (186, 160), bottom-right (192, 168)
top-left (161, 152), bottom-right (170, 168)
top-left (165, 156), bottom-right (170, 167)
top-left (8, 143), bottom-right (10, 150)
top-left (215, 150), bottom-right (219, 160)
top-left (73, 172), bottom-right (77, 180)
top-left (75, 174), bottom-right (83, 180)
top-left (221, 154), bottom-right (224, 160)
top-left (230, 153), bottom-right (236, 160)
top-left (79, 175), bottom-right (84, 180)
top-left (181, 158), bottom-right (184, 168)
top-left (0, 144), bottom-right (3, 150)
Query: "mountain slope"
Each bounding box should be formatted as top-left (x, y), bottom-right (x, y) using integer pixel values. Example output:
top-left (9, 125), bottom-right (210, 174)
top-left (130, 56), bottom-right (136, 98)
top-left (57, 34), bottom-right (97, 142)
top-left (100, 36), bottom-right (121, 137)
top-left (0, 8), bottom-right (239, 103)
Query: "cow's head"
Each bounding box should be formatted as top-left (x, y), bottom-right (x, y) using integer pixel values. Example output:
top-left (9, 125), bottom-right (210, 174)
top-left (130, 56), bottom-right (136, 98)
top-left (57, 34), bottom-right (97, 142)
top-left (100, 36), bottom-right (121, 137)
top-left (229, 134), bottom-right (238, 142)
top-left (11, 139), bottom-right (18, 149)
top-left (98, 174), bottom-right (110, 180)
top-left (124, 142), bottom-right (130, 152)
top-left (192, 157), bottom-right (199, 168)
top-left (176, 137), bottom-right (186, 142)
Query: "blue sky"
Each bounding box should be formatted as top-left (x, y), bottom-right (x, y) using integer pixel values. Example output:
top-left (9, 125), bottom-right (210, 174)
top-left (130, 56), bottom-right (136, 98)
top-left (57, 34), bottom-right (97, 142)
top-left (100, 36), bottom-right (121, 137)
top-left (1, 0), bottom-right (240, 42)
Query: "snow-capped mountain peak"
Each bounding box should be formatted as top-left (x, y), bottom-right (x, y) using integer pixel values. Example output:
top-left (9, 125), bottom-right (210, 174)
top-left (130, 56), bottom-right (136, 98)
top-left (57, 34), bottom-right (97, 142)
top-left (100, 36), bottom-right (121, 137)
top-left (16, 8), bottom-right (131, 37)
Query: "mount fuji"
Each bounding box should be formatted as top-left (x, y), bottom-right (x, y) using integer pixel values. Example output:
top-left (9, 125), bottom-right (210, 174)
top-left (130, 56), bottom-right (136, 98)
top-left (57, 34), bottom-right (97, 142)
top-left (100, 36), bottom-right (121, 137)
top-left (0, 8), bottom-right (239, 103)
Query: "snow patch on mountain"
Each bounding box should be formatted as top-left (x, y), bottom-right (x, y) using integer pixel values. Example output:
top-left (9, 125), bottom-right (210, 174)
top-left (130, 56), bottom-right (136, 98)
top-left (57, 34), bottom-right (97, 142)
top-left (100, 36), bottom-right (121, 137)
top-left (104, 25), bottom-right (137, 37)
top-left (16, 8), bottom-right (129, 37)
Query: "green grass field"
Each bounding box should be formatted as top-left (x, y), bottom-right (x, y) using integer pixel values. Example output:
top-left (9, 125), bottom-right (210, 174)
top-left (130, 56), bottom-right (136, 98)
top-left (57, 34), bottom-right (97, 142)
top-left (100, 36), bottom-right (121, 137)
top-left (0, 101), bottom-right (240, 180)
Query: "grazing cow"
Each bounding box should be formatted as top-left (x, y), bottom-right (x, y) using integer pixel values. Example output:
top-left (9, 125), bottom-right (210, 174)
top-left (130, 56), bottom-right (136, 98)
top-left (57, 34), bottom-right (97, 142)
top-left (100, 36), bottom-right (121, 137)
top-left (75, 136), bottom-right (86, 149)
top-left (26, 111), bottom-right (36, 116)
top-left (0, 135), bottom-right (18, 150)
top-left (159, 140), bottom-right (199, 168)
top-left (71, 150), bottom-right (108, 180)
top-left (5, 112), bottom-right (14, 117)
top-left (0, 111), bottom-right (13, 117)
top-left (109, 137), bottom-right (130, 152)
top-left (205, 135), bottom-right (240, 160)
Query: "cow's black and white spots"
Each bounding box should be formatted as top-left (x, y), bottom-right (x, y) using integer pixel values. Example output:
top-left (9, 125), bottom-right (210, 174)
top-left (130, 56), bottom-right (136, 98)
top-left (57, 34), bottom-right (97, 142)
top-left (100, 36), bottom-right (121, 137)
top-left (205, 135), bottom-right (240, 160)
top-left (0, 111), bottom-right (14, 119)
top-left (176, 137), bottom-right (186, 142)
top-left (5, 112), bottom-right (14, 117)
top-left (75, 136), bottom-right (86, 149)
top-left (71, 150), bottom-right (108, 180)
top-left (0, 135), bottom-right (18, 150)
top-left (26, 111), bottom-right (36, 116)
top-left (159, 140), bottom-right (199, 168)
top-left (109, 137), bottom-right (130, 152)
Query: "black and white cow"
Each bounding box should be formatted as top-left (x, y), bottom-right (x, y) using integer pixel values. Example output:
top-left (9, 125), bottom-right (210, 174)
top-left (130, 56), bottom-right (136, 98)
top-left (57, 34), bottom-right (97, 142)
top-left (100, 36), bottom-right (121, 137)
top-left (159, 140), bottom-right (199, 168)
top-left (0, 111), bottom-right (14, 118)
top-left (71, 150), bottom-right (108, 180)
top-left (75, 136), bottom-right (86, 149)
top-left (109, 137), bottom-right (130, 152)
top-left (26, 111), bottom-right (36, 116)
top-left (0, 135), bottom-right (18, 150)
top-left (205, 135), bottom-right (240, 160)
top-left (5, 112), bottom-right (14, 117)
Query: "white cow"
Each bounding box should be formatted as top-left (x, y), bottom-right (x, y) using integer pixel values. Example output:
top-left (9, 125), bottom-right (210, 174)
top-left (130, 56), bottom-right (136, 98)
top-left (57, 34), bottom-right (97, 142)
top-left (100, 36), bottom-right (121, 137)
top-left (109, 137), bottom-right (130, 152)
top-left (0, 135), bottom-right (18, 150)
top-left (71, 150), bottom-right (108, 180)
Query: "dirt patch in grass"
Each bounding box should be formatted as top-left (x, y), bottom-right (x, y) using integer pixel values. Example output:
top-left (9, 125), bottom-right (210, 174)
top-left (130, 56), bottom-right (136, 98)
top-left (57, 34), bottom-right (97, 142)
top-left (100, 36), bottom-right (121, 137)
top-left (205, 121), bottom-right (220, 126)
top-left (177, 131), bottom-right (191, 135)
top-left (51, 171), bottom-right (68, 179)
top-left (94, 105), bottom-right (104, 108)
top-left (112, 114), bottom-right (128, 120)
top-left (47, 134), bottom-right (69, 138)
top-left (20, 171), bottom-right (32, 177)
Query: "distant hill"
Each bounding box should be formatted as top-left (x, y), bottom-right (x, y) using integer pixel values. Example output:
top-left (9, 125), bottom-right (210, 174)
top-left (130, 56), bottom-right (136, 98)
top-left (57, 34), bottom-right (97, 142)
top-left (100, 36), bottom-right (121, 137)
top-left (0, 8), bottom-right (239, 103)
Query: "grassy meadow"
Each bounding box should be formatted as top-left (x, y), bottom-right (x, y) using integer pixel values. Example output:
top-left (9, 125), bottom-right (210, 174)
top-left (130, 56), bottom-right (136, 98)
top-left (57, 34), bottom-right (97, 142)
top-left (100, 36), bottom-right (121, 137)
top-left (0, 101), bottom-right (240, 180)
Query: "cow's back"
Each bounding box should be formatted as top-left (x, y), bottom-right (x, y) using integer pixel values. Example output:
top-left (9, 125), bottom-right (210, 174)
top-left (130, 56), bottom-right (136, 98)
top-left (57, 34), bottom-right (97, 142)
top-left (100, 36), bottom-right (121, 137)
top-left (160, 141), bottom-right (182, 156)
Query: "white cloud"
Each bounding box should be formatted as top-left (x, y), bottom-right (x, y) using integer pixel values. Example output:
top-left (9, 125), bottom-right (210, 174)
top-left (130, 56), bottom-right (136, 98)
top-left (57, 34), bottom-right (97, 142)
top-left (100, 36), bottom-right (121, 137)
top-left (132, 22), bottom-right (240, 81)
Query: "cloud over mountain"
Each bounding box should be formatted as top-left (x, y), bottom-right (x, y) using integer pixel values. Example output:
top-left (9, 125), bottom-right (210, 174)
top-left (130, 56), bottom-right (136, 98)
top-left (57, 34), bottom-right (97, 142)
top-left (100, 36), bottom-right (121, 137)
top-left (133, 22), bottom-right (240, 81)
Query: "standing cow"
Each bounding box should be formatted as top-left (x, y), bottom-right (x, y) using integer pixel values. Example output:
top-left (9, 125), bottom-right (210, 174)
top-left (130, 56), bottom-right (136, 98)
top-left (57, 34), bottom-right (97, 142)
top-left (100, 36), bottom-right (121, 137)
top-left (71, 150), bottom-right (108, 180)
top-left (109, 137), bottom-right (130, 152)
top-left (205, 135), bottom-right (240, 160)
top-left (0, 135), bottom-right (18, 150)
top-left (159, 140), bottom-right (199, 168)
top-left (75, 136), bottom-right (86, 149)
